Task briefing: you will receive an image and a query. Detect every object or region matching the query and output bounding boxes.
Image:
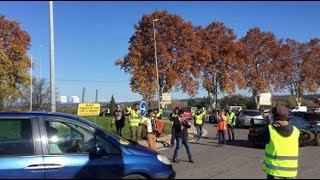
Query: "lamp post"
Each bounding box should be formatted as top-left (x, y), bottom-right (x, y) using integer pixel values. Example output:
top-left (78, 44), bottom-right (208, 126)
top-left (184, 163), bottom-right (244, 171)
top-left (30, 56), bottom-right (33, 112)
top-left (153, 18), bottom-right (161, 111)
top-left (39, 44), bottom-right (43, 79)
top-left (49, 1), bottom-right (56, 112)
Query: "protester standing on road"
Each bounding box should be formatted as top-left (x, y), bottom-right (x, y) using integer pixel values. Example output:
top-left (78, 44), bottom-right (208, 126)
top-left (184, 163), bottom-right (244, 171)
top-left (259, 105), bottom-right (300, 179)
top-left (142, 109), bottom-right (157, 150)
top-left (169, 107), bottom-right (180, 147)
top-left (216, 109), bottom-right (228, 147)
top-left (226, 108), bottom-right (236, 141)
top-left (172, 109), bottom-right (194, 163)
top-left (112, 104), bottom-right (125, 137)
top-left (127, 103), bottom-right (143, 142)
top-left (194, 106), bottom-right (207, 140)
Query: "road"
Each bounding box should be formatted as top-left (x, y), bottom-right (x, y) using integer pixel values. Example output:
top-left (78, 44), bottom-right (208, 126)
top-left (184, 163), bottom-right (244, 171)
top-left (157, 122), bottom-right (320, 179)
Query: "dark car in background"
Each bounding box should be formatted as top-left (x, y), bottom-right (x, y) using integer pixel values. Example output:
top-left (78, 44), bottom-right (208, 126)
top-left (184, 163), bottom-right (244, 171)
top-left (290, 111), bottom-right (320, 127)
top-left (248, 116), bottom-right (320, 148)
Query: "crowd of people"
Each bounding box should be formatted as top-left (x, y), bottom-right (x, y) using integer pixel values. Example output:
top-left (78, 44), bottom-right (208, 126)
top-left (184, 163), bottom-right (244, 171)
top-left (110, 104), bottom-right (300, 179)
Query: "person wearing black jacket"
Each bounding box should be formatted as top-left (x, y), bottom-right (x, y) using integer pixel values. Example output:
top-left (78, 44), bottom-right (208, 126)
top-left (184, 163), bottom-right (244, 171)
top-left (169, 107), bottom-right (180, 147)
top-left (172, 110), bottom-right (194, 163)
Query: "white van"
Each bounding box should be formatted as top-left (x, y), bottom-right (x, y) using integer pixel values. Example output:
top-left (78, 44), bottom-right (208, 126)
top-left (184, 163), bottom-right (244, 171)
top-left (291, 106), bottom-right (307, 112)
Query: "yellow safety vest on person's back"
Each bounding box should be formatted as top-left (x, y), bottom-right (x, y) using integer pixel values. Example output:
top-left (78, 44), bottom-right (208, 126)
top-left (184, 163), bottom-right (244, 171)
top-left (226, 112), bottom-right (236, 126)
top-left (262, 125), bottom-right (300, 178)
top-left (195, 108), bottom-right (206, 125)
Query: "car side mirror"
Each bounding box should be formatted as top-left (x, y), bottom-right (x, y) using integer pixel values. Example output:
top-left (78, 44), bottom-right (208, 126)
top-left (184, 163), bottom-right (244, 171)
top-left (89, 146), bottom-right (108, 158)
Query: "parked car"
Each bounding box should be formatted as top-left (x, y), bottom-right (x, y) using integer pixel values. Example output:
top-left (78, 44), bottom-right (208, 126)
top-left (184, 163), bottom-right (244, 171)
top-left (0, 112), bottom-right (176, 179)
top-left (181, 107), bottom-right (197, 121)
top-left (290, 111), bottom-right (320, 127)
top-left (248, 115), bottom-right (320, 149)
top-left (236, 109), bottom-right (264, 128)
top-left (290, 106), bottom-right (307, 112)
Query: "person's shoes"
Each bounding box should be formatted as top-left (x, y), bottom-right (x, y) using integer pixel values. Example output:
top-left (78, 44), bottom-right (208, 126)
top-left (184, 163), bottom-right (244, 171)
top-left (216, 144), bottom-right (221, 147)
top-left (189, 159), bottom-right (194, 163)
top-left (172, 159), bottom-right (180, 163)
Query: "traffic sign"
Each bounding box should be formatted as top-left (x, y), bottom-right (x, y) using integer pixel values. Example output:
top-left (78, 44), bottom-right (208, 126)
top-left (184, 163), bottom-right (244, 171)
top-left (140, 101), bottom-right (147, 116)
top-left (77, 103), bottom-right (101, 116)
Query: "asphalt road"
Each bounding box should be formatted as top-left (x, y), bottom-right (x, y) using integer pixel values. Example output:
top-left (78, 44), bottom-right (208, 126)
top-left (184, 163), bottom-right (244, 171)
top-left (157, 122), bottom-right (320, 179)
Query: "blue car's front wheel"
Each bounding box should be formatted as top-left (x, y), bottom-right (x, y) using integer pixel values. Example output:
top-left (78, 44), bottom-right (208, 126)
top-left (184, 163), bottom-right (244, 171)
top-left (122, 174), bottom-right (147, 179)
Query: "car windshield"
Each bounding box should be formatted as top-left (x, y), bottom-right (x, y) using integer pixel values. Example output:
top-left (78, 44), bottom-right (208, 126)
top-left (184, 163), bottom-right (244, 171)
top-left (243, 111), bottom-right (262, 116)
top-left (182, 107), bottom-right (192, 112)
top-left (78, 117), bottom-right (132, 146)
top-left (289, 116), bottom-right (311, 129)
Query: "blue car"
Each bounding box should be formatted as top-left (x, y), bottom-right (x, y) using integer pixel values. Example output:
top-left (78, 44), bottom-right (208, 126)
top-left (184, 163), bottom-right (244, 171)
top-left (0, 112), bottom-right (176, 179)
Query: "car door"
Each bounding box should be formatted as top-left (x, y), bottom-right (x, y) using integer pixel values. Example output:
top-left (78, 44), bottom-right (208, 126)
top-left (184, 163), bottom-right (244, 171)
top-left (0, 117), bottom-right (44, 179)
top-left (40, 117), bottom-right (125, 179)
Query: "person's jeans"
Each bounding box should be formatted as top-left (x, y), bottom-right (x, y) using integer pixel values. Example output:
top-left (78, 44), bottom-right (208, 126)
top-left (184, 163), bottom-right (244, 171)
top-left (195, 124), bottom-right (203, 139)
top-left (173, 136), bottom-right (192, 160)
top-left (131, 126), bottom-right (142, 142)
top-left (227, 124), bottom-right (235, 141)
top-left (218, 130), bottom-right (226, 144)
top-left (170, 127), bottom-right (176, 145)
top-left (115, 121), bottom-right (123, 137)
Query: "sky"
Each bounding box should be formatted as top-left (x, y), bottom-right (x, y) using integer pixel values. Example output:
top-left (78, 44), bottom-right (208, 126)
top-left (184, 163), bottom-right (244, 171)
top-left (0, 1), bottom-right (320, 103)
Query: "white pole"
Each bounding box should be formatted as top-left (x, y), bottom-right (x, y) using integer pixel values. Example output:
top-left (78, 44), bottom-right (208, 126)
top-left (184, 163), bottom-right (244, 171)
top-left (30, 57), bottom-right (33, 112)
top-left (153, 19), bottom-right (161, 111)
top-left (49, 1), bottom-right (56, 112)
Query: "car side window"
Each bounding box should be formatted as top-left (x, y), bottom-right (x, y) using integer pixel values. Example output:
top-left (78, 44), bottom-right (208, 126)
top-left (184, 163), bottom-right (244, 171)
top-left (45, 119), bottom-right (121, 155)
top-left (0, 119), bottom-right (34, 156)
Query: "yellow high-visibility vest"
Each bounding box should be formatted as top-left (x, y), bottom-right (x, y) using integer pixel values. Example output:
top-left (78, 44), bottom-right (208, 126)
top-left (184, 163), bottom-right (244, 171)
top-left (226, 112), bottom-right (236, 126)
top-left (128, 108), bottom-right (141, 127)
top-left (262, 125), bottom-right (300, 178)
top-left (195, 108), bottom-right (206, 125)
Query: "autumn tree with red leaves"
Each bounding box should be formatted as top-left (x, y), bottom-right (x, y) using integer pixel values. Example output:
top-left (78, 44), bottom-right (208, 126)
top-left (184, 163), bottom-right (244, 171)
top-left (0, 14), bottom-right (32, 107)
top-left (197, 22), bottom-right (248, 108)
top-left (240, 27), bottom-right (281, 109)
top-left (274, 38), bottom-right (320, 106)
top-left (116, 11), bottom-right (201, 103)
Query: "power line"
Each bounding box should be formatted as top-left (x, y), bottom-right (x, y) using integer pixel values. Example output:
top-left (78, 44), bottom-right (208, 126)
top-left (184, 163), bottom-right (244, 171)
top-left (34, 77), bottom-right (129, 83)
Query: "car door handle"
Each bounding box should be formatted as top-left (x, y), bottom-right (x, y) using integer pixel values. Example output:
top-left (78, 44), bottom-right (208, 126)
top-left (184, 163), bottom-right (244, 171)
top-left (25, 164), bottom-right (45, 170)
top-left (25, 164), bottom-right (63, 170)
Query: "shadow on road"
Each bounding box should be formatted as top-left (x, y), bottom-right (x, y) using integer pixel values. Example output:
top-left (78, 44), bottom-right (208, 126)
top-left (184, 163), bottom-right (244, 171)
top-left (190, 141), bottom-right (218, 147)
top-left (223, 139), bottom-right (258, 149)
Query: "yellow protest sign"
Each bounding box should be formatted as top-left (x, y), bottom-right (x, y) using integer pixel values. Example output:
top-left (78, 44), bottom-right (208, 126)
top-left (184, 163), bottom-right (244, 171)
top-left (77, 103), bottom-right (101, 116)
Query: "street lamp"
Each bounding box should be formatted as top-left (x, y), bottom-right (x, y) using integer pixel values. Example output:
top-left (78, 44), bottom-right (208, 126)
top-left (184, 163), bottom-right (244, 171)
top-left (153, 18), bottom-right (161, 111)
top-left (39, 44), bottom-right (43, 79)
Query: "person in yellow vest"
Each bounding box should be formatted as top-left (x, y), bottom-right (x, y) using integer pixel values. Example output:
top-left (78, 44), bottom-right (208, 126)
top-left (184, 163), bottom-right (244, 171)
top-left (127, 103), bottom-right (143, 142)
top-left (153, 108), bottom-right (163, 119)
top-left (260, 105), bottom-right (300, 179)
top-left (226, 108), bottom-right (236, 141)
top-left (194, 106), bottom-right (207, 140)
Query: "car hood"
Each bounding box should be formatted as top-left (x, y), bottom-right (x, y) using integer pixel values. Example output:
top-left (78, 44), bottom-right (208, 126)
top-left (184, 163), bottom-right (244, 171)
top-left (125, 142), bottom-right (158, 157)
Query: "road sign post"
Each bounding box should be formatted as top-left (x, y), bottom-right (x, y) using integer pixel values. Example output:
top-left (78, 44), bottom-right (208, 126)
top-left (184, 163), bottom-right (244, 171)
top-left (140, 101), bottom-right (147, 117)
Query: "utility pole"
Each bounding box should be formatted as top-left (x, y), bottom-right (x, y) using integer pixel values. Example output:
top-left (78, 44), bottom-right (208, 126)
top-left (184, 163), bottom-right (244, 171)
top-left (82, 87), bottom-right (86, 103)
top-left (30, 56), bottom-right (33, 112)
top-left (49, 1), bottom-right (56, 112)
top-left (153, 19), bottom-right (161, 111)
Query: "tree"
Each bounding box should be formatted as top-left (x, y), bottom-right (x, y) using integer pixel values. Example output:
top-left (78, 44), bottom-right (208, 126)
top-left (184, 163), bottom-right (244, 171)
top-left (20, 78), bottom-right (51, 111)
top-left (187, 99), bottom-right (198, 107)
top-left (0, 89), bottom-right (3, 111)
top-left (198, 22), bottom-right (248, 109)
top-left (274, 38), bottom-right (320, 106)
top-left (109, 95), bottom-right (116, 116)
top-left (0, 14), bottom-right (32, 100)
top-left (115, 10), bottom-right (201, 103)
top-left (240, 27), bottom-right (281, 109)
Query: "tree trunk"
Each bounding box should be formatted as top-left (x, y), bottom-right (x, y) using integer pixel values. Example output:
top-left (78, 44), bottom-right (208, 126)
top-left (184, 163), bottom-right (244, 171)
top-left (294, 96), bottom-right (302, 106)
top-left (253, 91), bottom-right (260, 109)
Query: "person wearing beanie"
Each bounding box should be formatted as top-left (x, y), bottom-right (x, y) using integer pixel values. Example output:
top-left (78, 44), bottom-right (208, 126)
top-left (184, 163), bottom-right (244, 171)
top-left (260, 105), bottom-right (300, 179)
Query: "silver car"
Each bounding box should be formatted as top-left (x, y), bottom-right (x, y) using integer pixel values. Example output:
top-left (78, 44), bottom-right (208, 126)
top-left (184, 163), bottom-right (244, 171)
top-left (236, 109), bottom-right (264, 128)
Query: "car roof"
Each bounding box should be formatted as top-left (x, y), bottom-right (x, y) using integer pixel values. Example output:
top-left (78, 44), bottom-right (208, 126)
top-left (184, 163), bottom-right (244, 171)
top-left (241, 109), bottom-right (261, 112)
top-left (0, 111), bottom-right (80, 120)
